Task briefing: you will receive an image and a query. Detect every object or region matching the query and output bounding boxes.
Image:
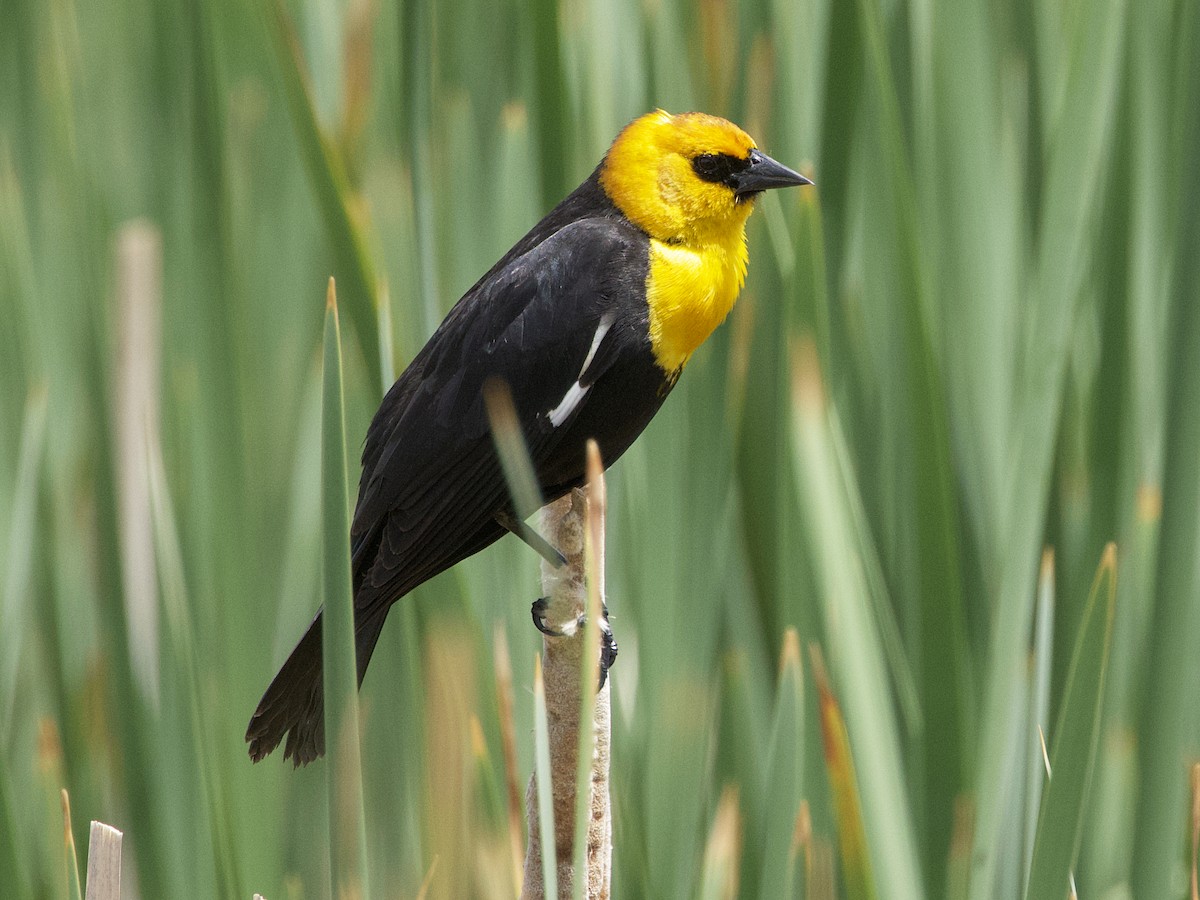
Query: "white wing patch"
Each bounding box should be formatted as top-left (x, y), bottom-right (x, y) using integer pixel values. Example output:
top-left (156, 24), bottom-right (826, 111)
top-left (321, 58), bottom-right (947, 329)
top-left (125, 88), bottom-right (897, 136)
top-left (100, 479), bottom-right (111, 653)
top-left (549, 382), bottom-right (588, 427)
top-left (548, 313), bottom-right (615, 428)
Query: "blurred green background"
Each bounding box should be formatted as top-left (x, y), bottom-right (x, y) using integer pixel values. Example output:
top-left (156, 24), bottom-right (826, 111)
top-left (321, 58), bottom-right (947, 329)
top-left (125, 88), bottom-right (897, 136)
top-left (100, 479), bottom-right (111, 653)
top-left (2, 0), bottom-right (1199, 896)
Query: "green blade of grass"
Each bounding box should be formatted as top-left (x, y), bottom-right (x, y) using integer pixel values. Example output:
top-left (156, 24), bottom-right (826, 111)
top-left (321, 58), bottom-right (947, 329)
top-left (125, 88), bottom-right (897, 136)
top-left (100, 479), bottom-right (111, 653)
top-left (810, 644), bottom-right (877, 900)
top-left (791, 340), bottom-right (924, 900)
top-left (321, 279), bottom-right (371, 900)
top-left (698, 787), bottom-right (740, 900)
top-left (826, 0), bottom-right (971, 876)
top-left (532, 655), bottom-right (559, 900)
top-left (0, 384), bottom-right (46, 733)
top-left (1130, 4), bottom-right (1200, 888)
top-left (758, 630), bottom-right (806, 898)
top-left (972, 0), bottom-right (1127, 887)
top-left (1024, 544), bottom-right (1117, 900)
top-left (146, 402), bottom-right (244, 897)
top-left (569, 442), bottom-right (605, 899)
top-left (491, 625), bottom-right (525, 897)
top-left (814, 0), bottom-right (860, 284)
top-left (68, 225), bottom-right (175, 898)
top-left (0, 765), bottom-right (31, 900)
top-left (376, 282), bottom-right (396, 393)
top-left (1022, 550), bottom-right (1055, 879)
top-left (713, 641), bottom-right (770, 895)
top-left (61, 790), bottom-right (82, 900)
top-left (529, 0), bottom-right (571, 207)
top-left (266, 0), bottom-right (381, 385)
top-left (395, 0), bottom-right (442, 339)
top-left (483, 379), bottom-right (545, 522)
top-left (927, 0), bottom-right (1018, 561)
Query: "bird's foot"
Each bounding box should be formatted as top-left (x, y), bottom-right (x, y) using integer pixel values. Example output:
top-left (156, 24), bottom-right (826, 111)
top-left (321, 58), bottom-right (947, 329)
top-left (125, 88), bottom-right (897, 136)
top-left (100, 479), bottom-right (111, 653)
top-left (530, 597), bottom-right (566, 636)
top-left (599, 605), bottom-right (618, 690)
top-left (530, 598), bottom-right (618, 691)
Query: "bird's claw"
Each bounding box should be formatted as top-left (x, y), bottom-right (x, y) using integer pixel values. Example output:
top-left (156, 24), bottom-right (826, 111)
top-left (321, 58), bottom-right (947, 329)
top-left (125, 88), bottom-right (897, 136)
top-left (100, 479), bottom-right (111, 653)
top-left (531, 597), bottom-right (566, 637)
top-left (529, 599), bottom-right (618, 691)
top-left (599, 609), bottom-right (618, 691)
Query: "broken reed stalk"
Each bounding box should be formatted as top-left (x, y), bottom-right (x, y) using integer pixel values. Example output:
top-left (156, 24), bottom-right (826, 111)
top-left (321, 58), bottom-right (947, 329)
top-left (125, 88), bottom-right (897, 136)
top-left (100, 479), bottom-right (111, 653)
top-left (522, 449), bottom-right (612, 899)
top-left (83, 821), bottom-right (122, 900)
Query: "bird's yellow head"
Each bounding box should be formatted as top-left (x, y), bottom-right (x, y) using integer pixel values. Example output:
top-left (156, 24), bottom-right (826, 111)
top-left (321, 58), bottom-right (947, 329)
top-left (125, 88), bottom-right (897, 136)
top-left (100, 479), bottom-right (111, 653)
top-left (599, 110), bottom-right (809, 245)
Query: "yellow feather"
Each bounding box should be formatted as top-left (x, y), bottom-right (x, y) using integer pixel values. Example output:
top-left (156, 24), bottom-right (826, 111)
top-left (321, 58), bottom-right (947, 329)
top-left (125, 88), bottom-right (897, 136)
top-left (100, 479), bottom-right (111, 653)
top-left (646, 234), bottom-right (748, 372)
top-left (599, 110), bottom-right (760, 373)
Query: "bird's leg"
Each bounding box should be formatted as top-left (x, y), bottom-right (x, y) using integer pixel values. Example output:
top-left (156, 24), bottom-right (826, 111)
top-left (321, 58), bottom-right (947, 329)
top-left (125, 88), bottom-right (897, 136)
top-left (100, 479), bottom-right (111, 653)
top-left (496, 510), bottom-right (568, 568)
top-left (530, 598), bottom-right (618, 690)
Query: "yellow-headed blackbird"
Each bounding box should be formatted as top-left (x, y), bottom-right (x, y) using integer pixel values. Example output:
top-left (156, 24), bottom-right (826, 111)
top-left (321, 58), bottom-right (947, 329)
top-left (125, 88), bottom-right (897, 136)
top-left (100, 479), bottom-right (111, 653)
top-left (246, 110), bottom-right (810, 765)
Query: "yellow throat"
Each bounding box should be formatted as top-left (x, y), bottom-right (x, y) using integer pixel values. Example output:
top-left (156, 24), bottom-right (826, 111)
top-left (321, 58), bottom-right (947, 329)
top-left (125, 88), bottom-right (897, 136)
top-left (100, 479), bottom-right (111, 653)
top-left (600, 110), bottom-right (757, 373)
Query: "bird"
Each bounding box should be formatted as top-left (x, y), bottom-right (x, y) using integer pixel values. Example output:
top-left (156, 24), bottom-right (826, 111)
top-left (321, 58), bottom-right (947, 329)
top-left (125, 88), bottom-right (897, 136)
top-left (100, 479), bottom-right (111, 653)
top-left (246, 109), bottom-right (811, 765)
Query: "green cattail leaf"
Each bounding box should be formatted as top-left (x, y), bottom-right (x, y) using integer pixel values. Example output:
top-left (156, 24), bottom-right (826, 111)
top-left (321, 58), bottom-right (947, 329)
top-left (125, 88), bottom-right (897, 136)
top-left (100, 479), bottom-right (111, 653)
top-left (1130, 4), bottom-right (1200, 891)
top-left (0, 767), bottom-right (30, 900)
top-left (321, 280), bottom-right (371, 900)
top-left (791, 342), bottom-right (923, 900)
top-left (1024, 545), bottom-right (1117, 900)
top-left (759, 630), bottom-right (806, 898)
top-left (810, 644), bottom-right (877, 900)
top-left (1022, 551), bottom-right (1056, 878)
top-left (0, 385), bottom-right (46, 732)
top-left (483, 379), bottom-right (545, 522)
top-left (147, 385), bottom-right (244, 897)
top-left (698, 788), bottom-right (741, 900)
top-left (62, 790), bottom-right (82, 900)
top-left (266, 0), bottom-right (381, 385)
top-left (570, 443), bottom-right (605, 900)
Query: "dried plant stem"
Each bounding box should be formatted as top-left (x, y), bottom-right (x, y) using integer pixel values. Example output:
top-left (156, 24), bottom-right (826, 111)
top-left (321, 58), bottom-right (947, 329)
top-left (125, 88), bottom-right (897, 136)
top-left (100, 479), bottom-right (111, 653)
top-left (522, 482), bottom-right (612, 900)
top-left (83, 822), bottom-right (122, 900)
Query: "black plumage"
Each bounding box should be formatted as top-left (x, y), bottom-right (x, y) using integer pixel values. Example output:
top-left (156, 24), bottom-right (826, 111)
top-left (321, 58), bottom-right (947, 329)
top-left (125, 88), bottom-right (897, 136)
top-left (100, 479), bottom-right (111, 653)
top-left (246, 168), bottom-right (670, 766)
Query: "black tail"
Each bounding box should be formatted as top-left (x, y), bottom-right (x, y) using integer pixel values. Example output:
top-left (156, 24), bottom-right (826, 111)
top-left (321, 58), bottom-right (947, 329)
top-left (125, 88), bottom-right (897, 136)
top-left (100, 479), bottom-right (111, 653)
top-left (245, 607), bottom-right (388, 766)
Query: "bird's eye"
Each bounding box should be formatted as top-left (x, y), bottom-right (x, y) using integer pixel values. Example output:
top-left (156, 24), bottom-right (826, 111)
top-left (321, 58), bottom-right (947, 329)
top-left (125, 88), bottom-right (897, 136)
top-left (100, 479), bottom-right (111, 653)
top-left (692, 154), bottom-right (726, 180)
top-left (691, 152), bottom-right (749, 186)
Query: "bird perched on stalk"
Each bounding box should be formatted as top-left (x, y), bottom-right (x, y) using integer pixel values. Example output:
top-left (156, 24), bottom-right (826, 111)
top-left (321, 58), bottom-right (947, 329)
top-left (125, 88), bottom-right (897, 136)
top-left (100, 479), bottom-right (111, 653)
top-left (246, 109), bottom-right (811, 765)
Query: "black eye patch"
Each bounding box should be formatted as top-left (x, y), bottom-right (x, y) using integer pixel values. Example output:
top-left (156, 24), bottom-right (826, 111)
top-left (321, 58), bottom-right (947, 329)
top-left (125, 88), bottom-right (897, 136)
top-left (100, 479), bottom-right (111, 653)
top-left (691, 152), bottom-right (750, 185)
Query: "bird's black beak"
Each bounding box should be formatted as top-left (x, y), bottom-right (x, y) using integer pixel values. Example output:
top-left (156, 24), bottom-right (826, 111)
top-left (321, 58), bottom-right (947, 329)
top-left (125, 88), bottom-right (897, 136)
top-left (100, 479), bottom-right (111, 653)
top-left (731, 149), bottom-right (813, 200)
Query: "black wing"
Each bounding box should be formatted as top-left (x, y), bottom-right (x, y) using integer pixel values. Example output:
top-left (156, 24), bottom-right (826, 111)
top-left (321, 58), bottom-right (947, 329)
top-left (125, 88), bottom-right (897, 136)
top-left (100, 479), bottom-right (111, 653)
top-left (350, 217), bottom-right (650, 611)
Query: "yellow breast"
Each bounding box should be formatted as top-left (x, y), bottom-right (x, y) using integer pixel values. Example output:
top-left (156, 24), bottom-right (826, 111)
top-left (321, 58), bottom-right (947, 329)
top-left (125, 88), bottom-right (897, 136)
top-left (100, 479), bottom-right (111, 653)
top-left (645, 232), bottom-right (749, 373)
